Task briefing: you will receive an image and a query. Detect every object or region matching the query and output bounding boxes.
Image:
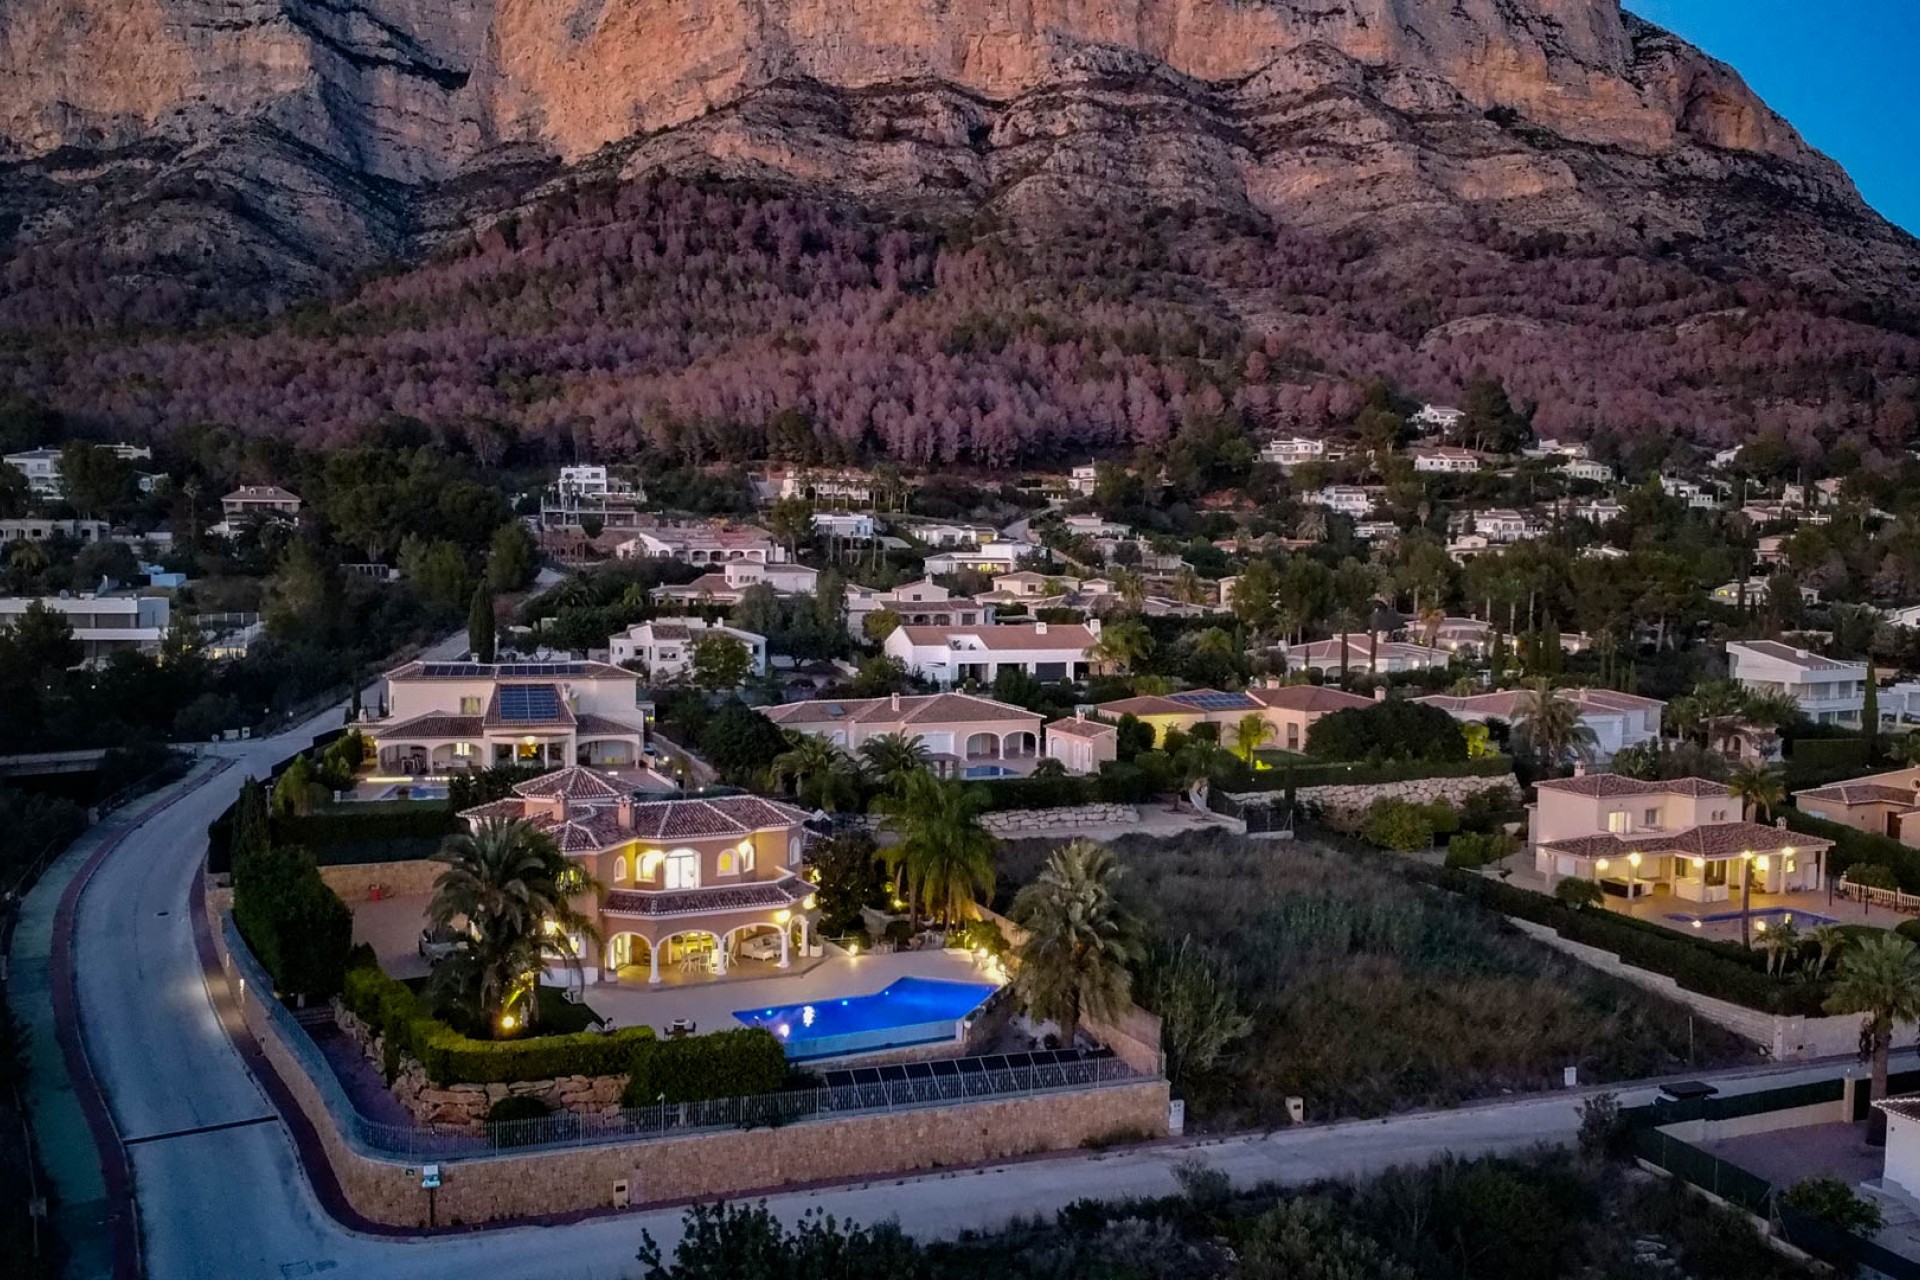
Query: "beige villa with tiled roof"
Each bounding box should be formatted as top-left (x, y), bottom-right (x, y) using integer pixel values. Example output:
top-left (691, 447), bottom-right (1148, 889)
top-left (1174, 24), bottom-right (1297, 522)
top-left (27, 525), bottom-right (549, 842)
top-left (1796, 765), bottom-right (1920, 844)
top-left (463, 766), bottom-right (818, 984)
top-left (762, 692), bottom-right (1046, 778)
top-left (1530, 771), bottom-right (1831, 903)
top-left (364, 659), bottom-right (649, 774)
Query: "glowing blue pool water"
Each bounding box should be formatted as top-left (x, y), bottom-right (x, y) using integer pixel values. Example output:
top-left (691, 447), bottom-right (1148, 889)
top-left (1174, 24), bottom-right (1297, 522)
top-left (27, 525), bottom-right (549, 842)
top-left (734, 977), bottom-right (1000, 1060)
top-left (1663, 907), bottom-right (1837, 928)
top-left (963, 764), bottom-right (1018, 779)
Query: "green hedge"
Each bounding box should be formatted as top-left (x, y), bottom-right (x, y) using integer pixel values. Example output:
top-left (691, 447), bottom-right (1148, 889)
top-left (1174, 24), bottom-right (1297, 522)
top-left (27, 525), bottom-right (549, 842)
top-left (233, 845), bottom-right (354, 999)
top-left (1788, 737), bottom-right (1871, 770)
top-left (973, 774), bottom-right (1098, 812)
top-left (1399, 862), bottom-right (1829, 1017)
top-left (622, 1028), bottom-right (790, 1106)
top-left (340, 960), bottom-right (656, 1086)
top-left (1226, 755), bottom-right (1514, 794)
top-left (274, 805), bottom-right (459, 848)
top-left (1782, 808), bottom-right (1920, 892)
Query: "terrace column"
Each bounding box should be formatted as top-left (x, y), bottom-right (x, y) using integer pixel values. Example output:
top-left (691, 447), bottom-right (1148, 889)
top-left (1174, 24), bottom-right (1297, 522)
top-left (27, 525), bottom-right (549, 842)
top-left (715, 942), bottom-right (729, 977)
top-left (800, 916), bottom-right (812, 955)
top-left (778, 929), bottom-right (792, 970)
top-left (648, 941), bottom-right (661, 986)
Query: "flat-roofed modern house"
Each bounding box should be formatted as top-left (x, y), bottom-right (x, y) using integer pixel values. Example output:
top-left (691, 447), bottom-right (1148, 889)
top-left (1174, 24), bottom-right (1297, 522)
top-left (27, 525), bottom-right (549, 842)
top-left (539, 465), bottom-right (647, 533)
top-left (4, 443), bottom-right (152, 497)
top-left (1529, 772), bottom-right (1831, 903)
top-left (0, 592), bottom-right (170, 663)
top-left (1726, 640), bottom-right (1867, 727)
top-left (0, 518), bottom-right (110, 544)
top-left (462, 768), bottom-right (816, 983)
top-left (1416, 687), bottom-right (1664, 764)
top-left (921, 541), bottom-right (1033, 575)
top-left (883, 621), bottom-right (1099, 687)
top-left (364, 659), bottom-right (649, 774)
top-left (607, 618), bottom-right (766, 683)
top-left (762, 691), bottom-right (1045, 778)
top-left (1098, 683), bottom-right (1373, 751)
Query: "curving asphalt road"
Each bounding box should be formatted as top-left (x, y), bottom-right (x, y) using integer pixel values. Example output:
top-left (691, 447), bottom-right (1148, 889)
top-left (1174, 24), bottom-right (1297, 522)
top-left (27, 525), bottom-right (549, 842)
top-left (35, 626), bottom-right (1872, 1277)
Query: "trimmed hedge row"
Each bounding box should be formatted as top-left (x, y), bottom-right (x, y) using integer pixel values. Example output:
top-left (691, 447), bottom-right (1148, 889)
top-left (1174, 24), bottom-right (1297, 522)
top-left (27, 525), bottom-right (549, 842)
top-left (1399, 862), bottom-right (1830, 1017)
top-left (973, 761), bottom-right (1162, 812)
top-left (1782, 808), bottom-right (1920, 893)
top-left (234, 845), bottom-right (354, 999)
top-left (1228, 755), bottom-right (1515, 794)
top-left (340, 960), bottom-right (656, 1086)
top-left (1788, 737), bottom-right (1872, 769)
top-left (274, 805), bottom-right (460, 847)
top-left (622, 1028), bottom-right (790, 1105)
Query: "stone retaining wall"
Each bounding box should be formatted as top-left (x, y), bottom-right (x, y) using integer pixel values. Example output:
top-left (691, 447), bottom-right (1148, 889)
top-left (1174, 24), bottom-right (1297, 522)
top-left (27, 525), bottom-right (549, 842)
top-left (1237, 773), bottom-right (1516, 819)
top-left (333, 1004), bottom-right (626, 1130)
top-left (982, 803), bottom-right (1137, 835)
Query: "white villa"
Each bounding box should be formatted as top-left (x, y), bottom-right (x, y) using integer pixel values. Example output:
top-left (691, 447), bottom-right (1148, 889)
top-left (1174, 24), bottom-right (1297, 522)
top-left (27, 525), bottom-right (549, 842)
top-left (0, 518), bottom-right (110, 545)
top-left (1416, 687), bottom-right (1664, 765)
top-left (844, 578), bottom-right (995, 631)
top-left (752, 467), bottom-right (874, 507)
top-left (539, 465), bottom-right (648, 534)
top-left (1068, 462), bottom-right (1099, 495)
top-left (364, 659), bottom-right (649, 775)
top-left (922, 541), bottom-right (1033, 575)
top-left (1284, 634), bottom-right (1449, 675)
top-left (1305, 486), bottom-right (1376, 517)
top-left (618, 524), bottom-right (787, 566)
top-left (0, 592), bottom-right (170, 664)
top-left (1043, 712), bottom-right (1120, 774)
top-left (1726, 640), bottom-right (1866, 727)
top-left (1413, 404), bottom-right (1463, 432)
top-left (652, 559), bottom-right (821, 608)
top-left (883, 620), bottom-right (1100, 686)
top-left (1258, 436), bottom-right (1328, 469)
top-left (607, 618), bottom-right (767, 684)
top-left (221, 486), bottom-right (302, 521)
top-left (4, 442), bottom-right (152, 498)
top-left (1530, 772), bottom-right (1831, 904)
top-left (1411, 446), bottom-right (1484, 473)
top-left (762, 691), bottom-right (1046, 778)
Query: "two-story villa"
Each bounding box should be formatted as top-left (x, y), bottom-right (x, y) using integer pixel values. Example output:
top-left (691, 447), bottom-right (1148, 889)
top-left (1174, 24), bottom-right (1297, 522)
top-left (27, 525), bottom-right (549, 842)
top-left (461, 768), bottom-right (816, 983)
top-left (762, 691), bottom-right (1044, 777)
top-left (1530, 772), bottom-right (1830, 903)
top-left (365, 660), bottom-right (649, 774)
top-left (1726, 641), bottom-right (1867, 727)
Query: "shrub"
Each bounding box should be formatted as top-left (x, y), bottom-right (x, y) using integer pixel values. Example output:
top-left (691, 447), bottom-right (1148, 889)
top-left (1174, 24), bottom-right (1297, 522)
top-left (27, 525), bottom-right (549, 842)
top-left (446, 764), bottom-right (549, 811)
top-left (1576, 1091), bottom-right (1625, 1160)
top-left (232, 844), bottom-right (354, 999)
top-left (1782, 1176), bottom-right (1884, 1234)
top-left (948, 919), bottom-right (1009, 957)
top-left (622, 1028), bottom-right (789, 1106)
top-left (1898, 920), bottom-right (1920, 946)
top-left (973, 773), bottom-right (1096, 812)
top-left (1305, 699), bottom-right (1469, 763)
top-left (1446, 831), bottom-right (1511, 870)
top-left (1849, 862), bottom-right (1899, 890)
top-left (1783, 809), bottom-right (1920, 891)
top-left (1362, 798), bottom-right (1439, 851)
top-left (273, 805), bottom-right (459, 848)
top-left (1788, 737), bottom-right (1871, 770)
top-left (1553, 878), bottom-right (1605, 910)
top-left (338, 959), bottom-right (656, 1085)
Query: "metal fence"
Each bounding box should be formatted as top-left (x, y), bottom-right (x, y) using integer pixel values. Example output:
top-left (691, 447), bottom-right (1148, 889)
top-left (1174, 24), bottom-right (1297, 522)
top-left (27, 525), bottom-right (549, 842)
top-left (222, 918), bottom-right (1141, 1163)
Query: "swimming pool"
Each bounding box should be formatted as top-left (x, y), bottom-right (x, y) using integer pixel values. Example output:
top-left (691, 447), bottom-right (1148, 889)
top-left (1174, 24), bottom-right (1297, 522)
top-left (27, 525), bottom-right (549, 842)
top-left (963, 764), bottom-right (1018, 779)
top-left (734, 977), bottom-right (1001, 1060)
top-left (1663, 906), bottom-right (1838, 928)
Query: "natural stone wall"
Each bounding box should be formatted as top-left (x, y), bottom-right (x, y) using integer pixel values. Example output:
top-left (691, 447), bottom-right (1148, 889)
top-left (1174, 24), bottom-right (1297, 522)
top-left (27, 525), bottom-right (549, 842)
top-left (318, 857), bottom-right (441, 901)
top-left (983, 804), bottom-right (1137, 836)
top-left (333, 1004), bottom-right (625, 1131)
top-left (1240, 773), bottom-right (1517, 820)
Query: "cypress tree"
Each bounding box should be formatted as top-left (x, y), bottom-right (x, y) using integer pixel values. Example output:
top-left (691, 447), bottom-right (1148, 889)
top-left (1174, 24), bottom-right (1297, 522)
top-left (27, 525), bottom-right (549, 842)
top-left (469, 583), bottom-right (497, 663)
top-left (1865, 656), bottom-right (1879, 757)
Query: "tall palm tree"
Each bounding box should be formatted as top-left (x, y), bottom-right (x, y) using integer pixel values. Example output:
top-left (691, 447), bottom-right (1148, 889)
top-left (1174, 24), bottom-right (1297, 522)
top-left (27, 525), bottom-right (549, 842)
top-left (1111, 568), bottom-right (1148, 614)
top-left (1512, 679), bottom-right (1596, 774)
top-left (1232, 713), bottom-right (1273, 764)
top-left (1825, 934), bottom-right (1920, 1145)
top-left (771, 733), bottom-right (860, 810)
top-left (1665, 694), bottom-right (1702, 745)
top-left (429, 819), bottom-right (602, 1033)
top-left (1728, 763), bottom-right (1785, 822)
top-left (1010, 840), bottom-right (1142, 1045)
top-left (1090, 619), bottom-right (1154, 676)
top-left (872, 770), bottom-right (996, 926)
top-left (1173, 567), bottom-right (1206, 606)
top-left (858, 732), bottom-right (932, 793)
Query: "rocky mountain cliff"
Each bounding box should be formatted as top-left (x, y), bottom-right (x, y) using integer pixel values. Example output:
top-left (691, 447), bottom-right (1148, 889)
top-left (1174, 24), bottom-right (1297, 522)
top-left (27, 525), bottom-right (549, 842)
top-left (0, 0), bottom-right (1914, 457)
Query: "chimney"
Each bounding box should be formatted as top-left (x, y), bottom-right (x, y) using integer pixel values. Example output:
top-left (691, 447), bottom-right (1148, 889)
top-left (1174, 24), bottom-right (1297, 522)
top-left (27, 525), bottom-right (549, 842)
top-left (890, 691), bottom-right (901, 713)
top-left (1572, 759), bottom-right (1587, 777)
top-left (555, 794), bottom-right (570, 821)
top-left (617, 794), bottom-right (634, 831)
top-left (1035, 622), bottom-right (1048, 636)
top-left (1076, 708), bottom-right (1086, 722)
top-left (1372, 686), bottom-right (1387, 702)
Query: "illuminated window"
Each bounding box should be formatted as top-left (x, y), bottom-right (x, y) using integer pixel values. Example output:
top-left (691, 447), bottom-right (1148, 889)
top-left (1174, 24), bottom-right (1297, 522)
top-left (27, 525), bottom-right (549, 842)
top-left (614, 855), bottom-right (628, 884)
top-left (717, 850), bottom-right (736, 876)
top-left (459, 696), bottom-right (482, 714)
top-left (1606, 811), bottom-right (1629, 834)
top-left (453, 742), bottom-right (474, 758)
top-left (665, 849), bottom-right (699, 890)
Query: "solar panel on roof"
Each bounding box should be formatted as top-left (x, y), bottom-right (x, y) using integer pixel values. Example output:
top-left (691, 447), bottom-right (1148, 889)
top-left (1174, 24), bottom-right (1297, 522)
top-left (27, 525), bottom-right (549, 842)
top-left (1174, 691), bottom-right (1256, 711)
top-left (497, 685), bottom-right (562, 722)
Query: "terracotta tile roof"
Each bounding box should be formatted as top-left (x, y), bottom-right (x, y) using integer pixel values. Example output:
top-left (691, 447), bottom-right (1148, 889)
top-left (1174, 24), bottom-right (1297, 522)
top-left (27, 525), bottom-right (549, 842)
top-left (1045, 716), bottom-right (1117, 740)
top-left (1249, 685), bottom-right (1374, 713)
top-left (1536, 774), bottom-right (1728, 798)
top-left (458, 798), bottom-right (528, 822)
top-left (602, 876), bottom-right (810, 918)
top-left (512, 766), bottom-right (627, 801)
top-left (624, 795), bottom-right (811, 841)
top-left (1096, 694), bottom-right (1200, 718)
top-left (895, 623), bottom-right (1097, 651)
top-left (1540, 821), bottom-right (1830, 861)
top-left (763, 693), bottom-right (1039, 728)
top-left (375, 712), bottom-right (484, 739)
top-left (1796, 782), bottom-right (1920, 807)
top-left (1876, 1096), bottom-right (1920, 1123)
top-left (574, 713), bottom-right (645, 736)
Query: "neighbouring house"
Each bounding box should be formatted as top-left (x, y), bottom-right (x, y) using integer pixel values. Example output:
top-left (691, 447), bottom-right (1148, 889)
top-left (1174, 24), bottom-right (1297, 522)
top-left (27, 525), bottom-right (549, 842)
top-left (1413, 405), bottom-right (1463, 432)
top-left (363, 659), bottom-right (649, 774)
top-left (3, 443), bottom-right (152, 498)
top-left (812, 511), bottom-right (876, 540)
top-left (618, 523), bottom-right (788, 566)
top-left (1529, 772), bottom-right (1832, 903)
top-left (1060, 513), bottom-right (1133, 539)
top-left (883, 620), bottom-right (1100, 687)
top-left (461, 769), bottom-right (816, 983)
top-left (1449, 508), bottom-right (1537, 543)
top-left (1573, 498), bottom-right (1625, 524)
top-left (752, 467), bottom-right (874, 507)
top-left (1660, 475), bottom-right (1721, 510)
top-left (974, 570), bottom-right (1068, 602)
top-left (1411, 446), bottom-right (1485, 473)
top-left (922, 541), bottom-right (1034, 575)
top-left (1258, 436), bottom-right (1328, 469)
top-left (539, 465), bottom-right (647, 534)
top-left (1354, 519), bottom-right (1402, 542)
top-left (1097, 682), bottom-right (1373, 752)
top-left (1305, 486), bottom-right (1376, 517)
top-left (762, 691), bottom-right (1044, 779)
top-left (0, 518), bottom-right (110, 544)
top-left (1875, 1098), bottom-right (1920, 1202)
top-left (1527, 439), bottom-right (1590, 461)
top-left (1726, 640), bottom-right (1867, 727)
top-left (1068, 461), bottom-right (1099, 495)
top-left (607, 618), bottom-right (767, 684)
top-left (844, 578), bottom-right (995, 631)
top-left (0, 591), bottom-right (170, 663)
top-left (1885, 604), bottom-right (1920, 630)
top-left (1794, 766), bottom-right (1920, 844)
top-left (1446, 534), bottom-right (1493, 563)
top-left (1711, 578), bottom-right (1822, 607)
top-left (650, 559), bottom-right (822, 608)
top-left (1043, 712), bottom-right (1120, 774)
top-left (897, 519), bottom-right (1001, 548)
top-left (1284, 634), bottom-right (1450, 676)
top-left (1426, 616), bottom-right (1493, 654)
top-left (1560, 458), bottom-right (1614, 483)
top-left (1415, 687), bottom-right (1664, 765)
top-left (220, 486), bottom-right (303, 522)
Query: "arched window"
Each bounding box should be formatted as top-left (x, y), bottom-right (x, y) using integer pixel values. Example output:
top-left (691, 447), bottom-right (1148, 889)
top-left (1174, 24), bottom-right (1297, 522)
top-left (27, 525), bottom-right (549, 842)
top-left (614, 855), bottom-right (628, 884)
top-left (717, 850), bottom-right (736, 876)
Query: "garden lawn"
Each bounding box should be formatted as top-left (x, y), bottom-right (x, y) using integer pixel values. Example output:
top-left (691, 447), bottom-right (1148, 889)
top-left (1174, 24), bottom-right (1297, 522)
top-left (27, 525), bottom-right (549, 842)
top-left (996, 831), bottom-right (1756, 1129)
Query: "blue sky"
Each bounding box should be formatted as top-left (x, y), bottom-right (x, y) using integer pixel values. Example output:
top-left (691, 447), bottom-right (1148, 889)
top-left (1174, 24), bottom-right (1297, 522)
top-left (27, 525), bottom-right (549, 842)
top-left (1627, 1), bottom-right (1919, 236)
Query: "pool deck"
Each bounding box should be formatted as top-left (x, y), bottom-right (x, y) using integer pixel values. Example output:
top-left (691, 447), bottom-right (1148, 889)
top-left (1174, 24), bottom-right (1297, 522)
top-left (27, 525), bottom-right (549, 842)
top-left (1493, 859), bottom-right (1908, 940)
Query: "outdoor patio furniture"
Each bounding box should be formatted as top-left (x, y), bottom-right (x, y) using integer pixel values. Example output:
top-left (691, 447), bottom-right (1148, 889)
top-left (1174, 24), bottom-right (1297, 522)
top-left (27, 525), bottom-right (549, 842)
top-left (666, 1018), bottom-right (696, 1037)
top-left (739, 933), bottom-right (782, 962)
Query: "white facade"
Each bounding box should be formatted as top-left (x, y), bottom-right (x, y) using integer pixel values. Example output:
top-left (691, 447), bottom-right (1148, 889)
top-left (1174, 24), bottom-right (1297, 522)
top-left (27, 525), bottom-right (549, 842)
top-left (923, 541), bottom-right (1033, 575)
top-left (1412, 405), bottom-right (1463, 432)
top-left (542, 465), bottom-right (647, 533)
top-left (1307, 486), bottom-right (1376, 517)
top-left (1417, 687), bottom-right (1663, 766)
top-left (1726, 640), bottom-right (1867, 727)
top-left (883, 621), bottom-right (1099, 687)
top-left (1068, 462), bottom-right (1099, 495)
top-left (1561, 458), bottom-right (1614, 483)
top-left (812, 511), bottom-right (876, 540)
top-left (0, 518), bottom-right (111, 544)
top-left (1259, 436), bottom-right (1326, 468)
top-left (0, 592), bottom-right (170, 663)
top-left (844, 578), bottom-right (994, 630)
top-left (1285, 634), bottom-right (1448, 675)
top-left (619, 526), bottom-right (787, 565)
top-left (366, 659), bottom-right (647, 772)
top-left (608, 618), bottom-right (767, 683)
top-left (3, 443), bottom-right (151, 498)
top-left (1411, 447), bottom-right (1483, 473)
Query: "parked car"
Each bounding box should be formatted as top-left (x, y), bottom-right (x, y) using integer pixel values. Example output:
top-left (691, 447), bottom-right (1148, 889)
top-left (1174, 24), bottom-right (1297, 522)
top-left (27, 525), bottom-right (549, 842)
top-left (419, 925), bottom-right (469, 965)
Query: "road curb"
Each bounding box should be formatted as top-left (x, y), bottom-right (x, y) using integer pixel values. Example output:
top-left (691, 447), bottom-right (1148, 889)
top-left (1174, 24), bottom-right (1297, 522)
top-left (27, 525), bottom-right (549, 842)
top-left (49, 758), bottom-right (232, 1280)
